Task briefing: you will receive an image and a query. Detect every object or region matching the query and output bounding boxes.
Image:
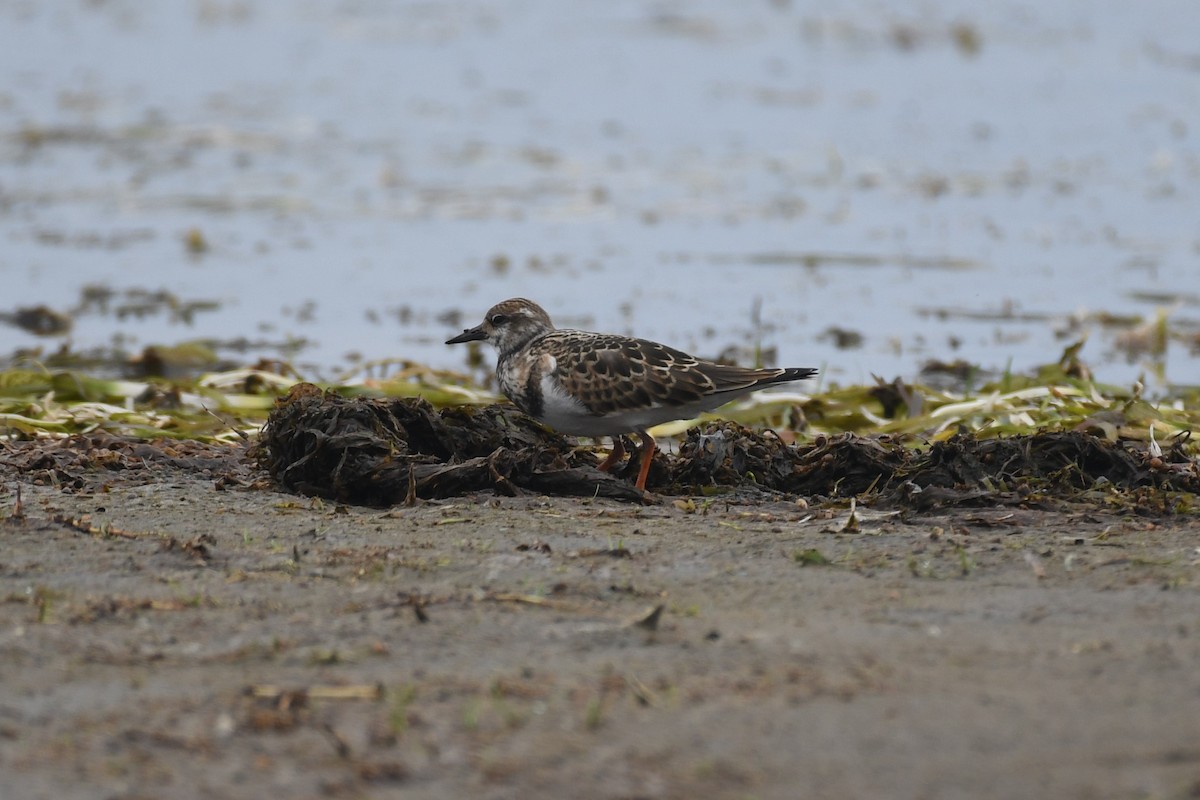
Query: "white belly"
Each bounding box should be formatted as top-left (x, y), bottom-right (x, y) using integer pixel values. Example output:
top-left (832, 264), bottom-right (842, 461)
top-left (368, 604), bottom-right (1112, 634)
top-left (536, 374), bottom-right (732, 437)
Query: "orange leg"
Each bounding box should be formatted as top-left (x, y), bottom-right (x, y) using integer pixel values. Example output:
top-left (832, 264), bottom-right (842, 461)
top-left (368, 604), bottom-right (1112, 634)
top-left (598, 437), bottom-right (626, 473)
top-left (634, 431), bottom-right (656, 492)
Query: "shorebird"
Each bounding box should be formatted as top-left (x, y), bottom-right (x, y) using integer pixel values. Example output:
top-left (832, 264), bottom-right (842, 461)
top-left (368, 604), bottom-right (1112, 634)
top-left (447, 298), bottom-right (817, 491)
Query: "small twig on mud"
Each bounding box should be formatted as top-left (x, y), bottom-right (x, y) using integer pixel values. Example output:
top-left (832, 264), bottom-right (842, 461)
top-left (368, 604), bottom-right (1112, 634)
top-left (487, 592), bottom-right (584, 611)
top-left (52, 513), bottom-right (142, 540)
top-left (405, 467), bottom-right (417, 507)
top-left (247, 684), bottom-right (383, 701)
top-left (626, 674), bottom-right (659, 707)
top-left (841, 497), bottom-right (860, 533)
top-left (628, 604), bottom-right (664, 631)
top-left (320, 722), bottom-right (353, 760)
top-left (396, 591), bottom-right (431, 622)
top-left (203, 404), bottom-right (250, 443)
top-left (573, 545), bottom-right (632, 559)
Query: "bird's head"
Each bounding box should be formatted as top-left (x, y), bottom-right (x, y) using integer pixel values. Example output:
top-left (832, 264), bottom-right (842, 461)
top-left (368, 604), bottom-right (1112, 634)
top-left (446, 298), bottom-right (555, 355)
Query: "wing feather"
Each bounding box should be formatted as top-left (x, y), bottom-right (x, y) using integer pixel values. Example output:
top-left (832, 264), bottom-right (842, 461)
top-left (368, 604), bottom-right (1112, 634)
top-left (532, 331), bottom-right (814, 417)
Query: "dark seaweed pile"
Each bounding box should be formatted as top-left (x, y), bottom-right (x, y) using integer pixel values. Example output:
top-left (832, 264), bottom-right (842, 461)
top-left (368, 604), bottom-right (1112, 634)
top-left (3, 385), bottom-right (1196, 512)
top-left (674, 423), bottom-right (1198, 511)
top-left (255, 384), bottom-right (642, 505)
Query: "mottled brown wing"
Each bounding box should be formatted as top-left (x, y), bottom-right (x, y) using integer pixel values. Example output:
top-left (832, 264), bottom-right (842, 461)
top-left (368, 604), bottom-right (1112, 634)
top-left (537, 332), bottom-right (800, 416)
top-left (690, 361), bottom-right (814, 395)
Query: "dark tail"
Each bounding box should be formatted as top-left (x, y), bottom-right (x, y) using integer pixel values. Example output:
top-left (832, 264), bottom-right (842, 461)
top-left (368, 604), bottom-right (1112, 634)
top-left (770, 367), bottom-right (818, 384)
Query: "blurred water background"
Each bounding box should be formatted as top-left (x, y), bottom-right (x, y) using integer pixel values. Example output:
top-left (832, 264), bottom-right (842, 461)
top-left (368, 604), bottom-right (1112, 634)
top-left (2, 0), bottom-right (1197, 389)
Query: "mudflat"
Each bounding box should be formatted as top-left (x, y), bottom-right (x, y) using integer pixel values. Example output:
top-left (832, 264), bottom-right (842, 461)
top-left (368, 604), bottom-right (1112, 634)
top-left (2, 457), bottom-right (1198, 800)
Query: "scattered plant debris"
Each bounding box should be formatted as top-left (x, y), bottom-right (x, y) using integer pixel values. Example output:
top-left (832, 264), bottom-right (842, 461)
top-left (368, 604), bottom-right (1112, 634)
top-left (249, 385), bottom-right (1199, 512)
top-left (0, 433), bottom-right (258, 492)
top-left (1, 340), bottom-right (1196, 513)
top-left (674, 422), bottom-right (1198, 510)
top-left (1, 305), bottom-right (73, 336)
top-left (793, 549), bottom-right (831, 566)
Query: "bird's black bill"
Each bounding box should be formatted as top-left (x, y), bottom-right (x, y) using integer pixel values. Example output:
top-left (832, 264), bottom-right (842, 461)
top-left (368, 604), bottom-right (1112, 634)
top-left (446, 326), bottom-right (487, 345)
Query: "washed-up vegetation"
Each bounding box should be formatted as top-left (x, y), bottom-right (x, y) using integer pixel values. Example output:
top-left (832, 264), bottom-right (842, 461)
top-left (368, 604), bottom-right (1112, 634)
top-left (2, 340), bottom-right (1192, 448)
top-left (247, 384), bottom-right (1197, 509)
top-left (0, 341), bottom-right (1196, 510)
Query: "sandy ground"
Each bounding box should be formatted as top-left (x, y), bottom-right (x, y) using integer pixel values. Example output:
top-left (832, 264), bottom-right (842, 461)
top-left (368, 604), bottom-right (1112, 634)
top-left (1, 472), bottom-right (1199, 800)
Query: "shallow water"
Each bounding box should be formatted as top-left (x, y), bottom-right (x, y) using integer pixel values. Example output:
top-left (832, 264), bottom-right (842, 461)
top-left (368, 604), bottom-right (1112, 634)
top-left (2, 1), bottom-right (1197, 387)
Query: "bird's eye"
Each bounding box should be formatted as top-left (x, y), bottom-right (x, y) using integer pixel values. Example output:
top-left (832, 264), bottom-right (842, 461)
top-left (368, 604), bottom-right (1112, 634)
top-left (489, 314), bottom-right (508, 326)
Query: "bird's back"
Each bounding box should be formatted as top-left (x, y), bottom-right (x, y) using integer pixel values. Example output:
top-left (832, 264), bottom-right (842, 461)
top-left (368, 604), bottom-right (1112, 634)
top-left (530, 330), bottom-right (814, 427)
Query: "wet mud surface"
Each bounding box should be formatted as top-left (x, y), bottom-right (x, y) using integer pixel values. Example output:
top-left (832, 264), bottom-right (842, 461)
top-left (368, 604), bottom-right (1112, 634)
top-left (2, 425), bottom-right (1199, 799)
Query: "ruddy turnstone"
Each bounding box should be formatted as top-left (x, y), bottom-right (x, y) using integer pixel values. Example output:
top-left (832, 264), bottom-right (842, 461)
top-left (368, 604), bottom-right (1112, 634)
top-left (446, 298), bottom-right (817, 492)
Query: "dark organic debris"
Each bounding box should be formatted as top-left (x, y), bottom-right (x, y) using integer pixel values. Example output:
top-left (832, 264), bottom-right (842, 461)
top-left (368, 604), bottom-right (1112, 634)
top-left (130, 343), bottom-right (227, 379)
top-left (256, 384), bottom-right (640, 505)
top-left (1, 305), bottom-right (73, 336)
top-left (256, 388), bottom-right (1196, 510)
top-left (674, 426), bottom-right (908, 497)
top-left (817, 326), bottom-right (864, 350)
top-left (4, 388), bottom-right (1194, 513)
top-left (674, 422), bottom-right (1199, 510)
top-left (0, 433), bottom-right (257, 492)
top-left (160, 532), bottom-right (217, 563)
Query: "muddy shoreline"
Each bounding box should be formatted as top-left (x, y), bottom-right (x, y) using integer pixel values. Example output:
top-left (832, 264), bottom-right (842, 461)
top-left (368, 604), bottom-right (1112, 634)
top-left (2, 450), bottom-right (1198, 799)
